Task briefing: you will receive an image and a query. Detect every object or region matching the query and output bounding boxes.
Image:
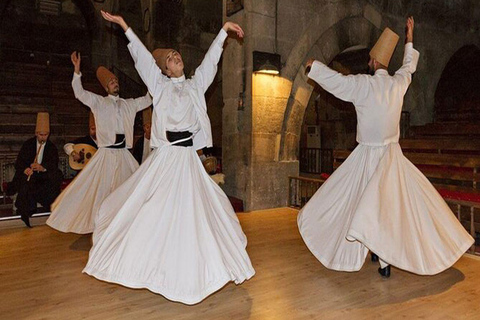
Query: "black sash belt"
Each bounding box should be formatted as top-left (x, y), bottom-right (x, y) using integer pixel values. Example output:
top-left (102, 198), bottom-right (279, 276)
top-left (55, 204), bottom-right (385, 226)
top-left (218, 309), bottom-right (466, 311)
top-left (106, 134), bottom-right (126, 149)
top-left (166, 131), bottom-right (193, 147)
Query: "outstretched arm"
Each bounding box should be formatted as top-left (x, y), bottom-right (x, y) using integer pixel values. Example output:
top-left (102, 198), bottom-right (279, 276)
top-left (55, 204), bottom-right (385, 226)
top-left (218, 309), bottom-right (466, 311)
top-left (71, 51), bottom-right (100, 109)
top-left (101, 10), bottom-right (164, 95)
top-left (133, 92), bottom-right (153, 112)
top-left (193, 22), bottom-right (244, 93)
top-left (306, 59), bottom-right (367, 104)
top-left (394, 16), bottom-right (420, 93)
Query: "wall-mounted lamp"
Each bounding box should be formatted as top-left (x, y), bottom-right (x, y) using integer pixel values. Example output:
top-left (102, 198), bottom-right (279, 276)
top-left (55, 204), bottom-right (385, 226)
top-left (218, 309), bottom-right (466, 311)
top-left (253, 51), bottom-right (281, 75)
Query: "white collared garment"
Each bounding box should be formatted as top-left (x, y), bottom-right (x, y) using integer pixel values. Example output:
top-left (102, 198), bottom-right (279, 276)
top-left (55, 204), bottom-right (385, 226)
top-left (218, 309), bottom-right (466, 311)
top-left (307, 43), bottom-right (419, 147)
top-left (298, 42), bottom-right (474, 275)
top-left (71, 74), bottom-right (152, 148)
top-left (35, 139), bottom-right (45, 164)
top-left (125, 27), bottom-right (227, 150)
top-left (83, 27), bottom-right (255, 305)
top-left (109, 95), bottom-right (126, 134)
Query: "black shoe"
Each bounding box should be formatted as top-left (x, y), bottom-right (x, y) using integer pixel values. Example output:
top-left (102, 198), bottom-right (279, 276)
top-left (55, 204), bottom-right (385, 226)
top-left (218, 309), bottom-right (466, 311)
top-left (371, 253), bottom-right (379, 262)
top-left (20, 215), bottom-right (32, 228)
top-left (378, 265), bottom-right (391, 278)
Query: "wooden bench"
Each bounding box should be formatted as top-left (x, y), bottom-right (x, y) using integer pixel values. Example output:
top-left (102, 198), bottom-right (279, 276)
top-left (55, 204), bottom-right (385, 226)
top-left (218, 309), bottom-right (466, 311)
top-left (410, 123), bottom-right (480, 140)
top-left (400, 139), bottom-right (480, 155)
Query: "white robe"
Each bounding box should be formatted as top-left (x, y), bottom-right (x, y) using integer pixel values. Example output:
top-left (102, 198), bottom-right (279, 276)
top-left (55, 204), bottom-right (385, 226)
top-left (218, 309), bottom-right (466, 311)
top-left (297, 43), bottom-right (474, 275)
top-left (46, 76), bottom-right (152, 234)
top-left (83, 28), bottom-right (255, 305)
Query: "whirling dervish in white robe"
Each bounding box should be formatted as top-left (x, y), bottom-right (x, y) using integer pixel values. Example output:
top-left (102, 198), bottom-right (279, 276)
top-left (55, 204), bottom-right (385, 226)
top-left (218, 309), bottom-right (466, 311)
top-left (47, 58), bottom-right (152, 234)
top-left (83, 11), bottom-right (255, 305)
top-left (298, 18), bottom-right (474, 276)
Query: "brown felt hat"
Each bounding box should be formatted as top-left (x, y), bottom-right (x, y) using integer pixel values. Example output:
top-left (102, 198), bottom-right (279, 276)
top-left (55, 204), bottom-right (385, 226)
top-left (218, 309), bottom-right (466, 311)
top-left (96, 66), bottom-right (117, 89)
top-left (152, 48), bottom-right (175, 74)
top-left (36, 112), bottom-right (50, 133)
top-left (369, 27), bottom-right (399, 67)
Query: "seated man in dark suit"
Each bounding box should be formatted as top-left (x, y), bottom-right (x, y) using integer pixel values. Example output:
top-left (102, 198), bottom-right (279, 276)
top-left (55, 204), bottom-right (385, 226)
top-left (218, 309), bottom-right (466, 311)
top-left (8, 112), bottom-right (63, 227)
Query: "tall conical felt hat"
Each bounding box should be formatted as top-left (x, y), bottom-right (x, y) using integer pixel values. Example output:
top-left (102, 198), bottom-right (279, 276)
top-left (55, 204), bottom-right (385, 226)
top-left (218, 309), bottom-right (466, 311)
top-left (152, 48), bottom-right (175, 74)
top-left (36, 112), bottom-right (50, 133)
top-left (88, 112), bottom-right (95, 127)
top-left (142, 107), bottom-right (152, 126)
top-left (96, 66), bottom-right (117, 89)
top-left (369, 27), bottom-right (399, 67)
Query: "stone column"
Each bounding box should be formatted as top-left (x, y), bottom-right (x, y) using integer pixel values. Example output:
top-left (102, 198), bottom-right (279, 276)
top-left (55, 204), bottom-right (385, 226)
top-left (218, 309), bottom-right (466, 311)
top-left (222, 0), bottom-right (298, 211)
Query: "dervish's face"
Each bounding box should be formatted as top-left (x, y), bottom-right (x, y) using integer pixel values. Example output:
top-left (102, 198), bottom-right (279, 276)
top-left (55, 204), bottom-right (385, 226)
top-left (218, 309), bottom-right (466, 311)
top-left (165, 50), bottom-right (185, 77)
top-left (106, 78), bottom-right (120, 96)
top-left (36, 131), bottom-right (49, 144)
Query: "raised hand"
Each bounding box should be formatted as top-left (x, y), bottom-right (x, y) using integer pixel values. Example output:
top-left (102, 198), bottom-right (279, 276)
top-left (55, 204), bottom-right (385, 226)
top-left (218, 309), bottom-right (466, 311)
top-left (305, 58), bottom-right (315, 71)
top-left (405, 16), bottom-right (414, 43)
top-left (101, 10), bottom-right (129, 32)
top-left (222, 22), bottom-right (244, 38)
top-left (71, 51), bottom-right (81, 74)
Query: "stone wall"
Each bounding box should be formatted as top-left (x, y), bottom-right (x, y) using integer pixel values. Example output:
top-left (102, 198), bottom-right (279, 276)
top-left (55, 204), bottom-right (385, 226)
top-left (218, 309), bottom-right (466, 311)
top-left (222, 0), bottom-right (480, 210)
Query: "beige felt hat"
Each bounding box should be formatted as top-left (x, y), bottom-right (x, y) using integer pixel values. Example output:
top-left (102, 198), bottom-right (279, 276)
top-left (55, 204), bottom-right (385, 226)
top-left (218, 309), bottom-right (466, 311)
top-left (152, 48), bottom-right (175, 74)
top-left (36, 112), bottom-right (50, 133)
top-left (369, 27), bottom-right (399, 67)
top-left (142, 107), bottom-right (152, 126)
top-left (96, 66), bottom-right (117, 89)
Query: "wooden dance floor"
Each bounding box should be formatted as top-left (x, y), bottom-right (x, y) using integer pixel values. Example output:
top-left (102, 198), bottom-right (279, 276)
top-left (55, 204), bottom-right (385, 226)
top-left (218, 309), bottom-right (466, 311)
top-left (1, 208), bottom-right (479, 319)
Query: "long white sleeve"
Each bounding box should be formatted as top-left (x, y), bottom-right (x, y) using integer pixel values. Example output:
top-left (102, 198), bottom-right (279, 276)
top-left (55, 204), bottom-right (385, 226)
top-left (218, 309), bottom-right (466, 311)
top-left (308, 61), bottom-right (368, 104)
top-left (393, 42), bottom-right (420, 94)
top-left (72, 73), bottom-right (100, 109)
top-left (133, 92), bottom-right (153, 112)
top-left (125, 28), bottom-right (166, 95)
top-left (193, 29), bottom-right (228, 93)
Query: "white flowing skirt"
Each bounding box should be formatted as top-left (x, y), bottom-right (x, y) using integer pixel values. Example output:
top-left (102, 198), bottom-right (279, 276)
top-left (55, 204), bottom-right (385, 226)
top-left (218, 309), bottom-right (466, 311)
top-left (298, 143), bottom-right (473, 275)
top-left (47, 148), bottom-right (139, 234)
top-left (83, 145), bottom-right (255, 305)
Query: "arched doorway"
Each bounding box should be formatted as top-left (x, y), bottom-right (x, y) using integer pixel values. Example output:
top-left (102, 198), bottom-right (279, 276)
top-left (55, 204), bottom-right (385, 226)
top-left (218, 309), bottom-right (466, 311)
top-left (299, 48), bottom-right (369, 175)
top-left (434, 45), bottom-right (480, 123)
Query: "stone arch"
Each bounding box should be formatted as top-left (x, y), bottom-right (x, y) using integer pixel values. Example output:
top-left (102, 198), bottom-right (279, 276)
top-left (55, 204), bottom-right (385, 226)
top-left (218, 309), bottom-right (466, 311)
top-left (71, 0), bottom-right (98, 38)
top-left (279, 15), bottom-right (382, 161)
top-left (434, 44), bottom-right (480, 122)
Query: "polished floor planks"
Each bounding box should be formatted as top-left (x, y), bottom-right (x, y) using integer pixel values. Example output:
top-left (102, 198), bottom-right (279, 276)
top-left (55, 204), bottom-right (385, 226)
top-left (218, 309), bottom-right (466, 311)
top-left (1, 208), bottom-right (479, 320)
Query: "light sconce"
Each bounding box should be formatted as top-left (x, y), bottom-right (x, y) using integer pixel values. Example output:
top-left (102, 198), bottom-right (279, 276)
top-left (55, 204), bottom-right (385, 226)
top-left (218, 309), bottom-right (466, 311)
top-left (253, 51), bottom-right (281, 75)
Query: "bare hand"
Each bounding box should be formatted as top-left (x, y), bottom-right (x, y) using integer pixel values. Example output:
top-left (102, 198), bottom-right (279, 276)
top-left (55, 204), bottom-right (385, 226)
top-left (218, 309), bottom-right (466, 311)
top-left (305, 58), bottom-right (315, 70)
top-left (405, 16), bottom-right (414, 43)
top-left (24, 168), bottom-right (33, 176)
top-left (101, 10), bottom-right (129, 32)
top-left (222, 22), bottom-right (244, 38)
top-left (31, 163), bottom-right (45, 172)
top-left (71, 51), bottom-right (81, 74)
